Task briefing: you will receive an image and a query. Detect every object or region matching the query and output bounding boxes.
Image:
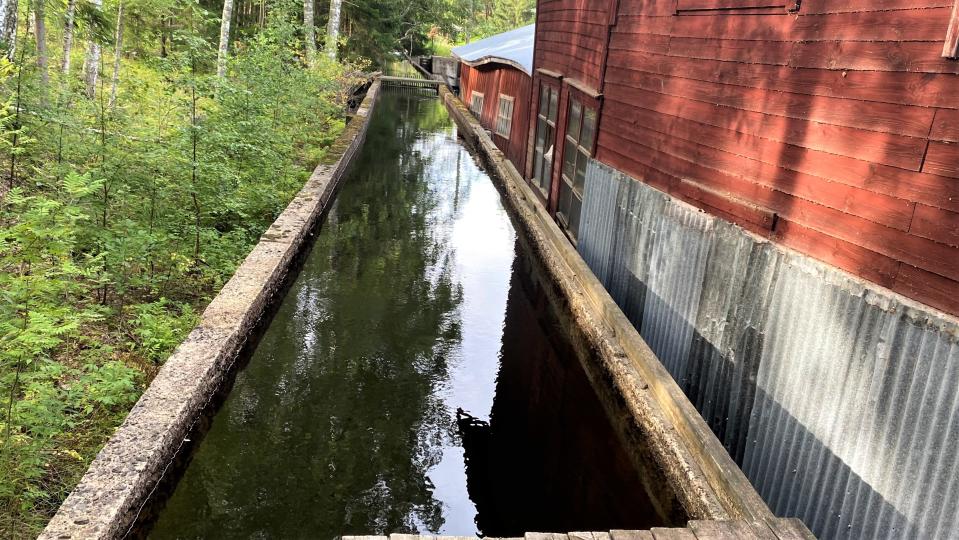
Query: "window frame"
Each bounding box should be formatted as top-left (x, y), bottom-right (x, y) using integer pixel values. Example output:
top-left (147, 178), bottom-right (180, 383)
top-left (945, 0), bottom-right (959, 58)
top-left (675, 0), bottom-right (800, 13)
top-left (531, 81), bottom-right (560, 199)
top-left (495, 94), bottom-right (515, 138)
top-left (469, 91), bottom-right (485, 118)
top-left (556, 94), bottom-right (598, 242)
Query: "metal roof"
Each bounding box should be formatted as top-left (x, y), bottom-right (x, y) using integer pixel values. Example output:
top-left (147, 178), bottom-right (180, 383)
top-left (451, 24), bottom-right (535, 76)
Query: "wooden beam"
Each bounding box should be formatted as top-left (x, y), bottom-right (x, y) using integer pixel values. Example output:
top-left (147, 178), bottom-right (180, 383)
top-left (944, 0), bottom-right (959, 58)
top-left (677, 0), bottom-right (785, 9)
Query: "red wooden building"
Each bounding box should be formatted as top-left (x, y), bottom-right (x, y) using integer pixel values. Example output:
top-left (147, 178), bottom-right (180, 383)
top-left (526, 0), bottom-right (959, 317)
top-left (519, 3), bottom-right (959, 539)
top-left (453, 25), bottom-right (535, 174)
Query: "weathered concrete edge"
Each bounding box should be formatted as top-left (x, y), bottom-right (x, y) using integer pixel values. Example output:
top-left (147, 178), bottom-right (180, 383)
top-left (440, 86), bottom-right (776, 525)
top-left (39, 80), bottom-right (382, 540)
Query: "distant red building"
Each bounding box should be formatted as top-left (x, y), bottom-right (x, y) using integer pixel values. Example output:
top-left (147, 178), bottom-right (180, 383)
top-left (526, 0), bottom-right (959, 317)
top-left (453, 25), bottom-right (535, 175)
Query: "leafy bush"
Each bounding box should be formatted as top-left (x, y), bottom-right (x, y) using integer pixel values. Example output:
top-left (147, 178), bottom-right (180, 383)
top-left (0, 6), bottom-right (361, 537)
top-left (130, 300), bottom-right (197, 364)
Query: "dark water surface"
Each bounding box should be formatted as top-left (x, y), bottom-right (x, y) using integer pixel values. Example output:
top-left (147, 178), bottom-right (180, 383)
top-left (147, 93), bottom-right (664, 539)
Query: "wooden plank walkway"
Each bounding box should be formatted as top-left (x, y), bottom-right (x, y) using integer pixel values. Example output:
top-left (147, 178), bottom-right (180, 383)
top-left (342, 519), bottom-right (816, 540)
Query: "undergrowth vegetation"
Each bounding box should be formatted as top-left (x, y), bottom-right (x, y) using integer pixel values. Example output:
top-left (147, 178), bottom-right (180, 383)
top-left (0, 2), bottom-right (362, 535)
top-left (0, 0), bottom-right (542, 533)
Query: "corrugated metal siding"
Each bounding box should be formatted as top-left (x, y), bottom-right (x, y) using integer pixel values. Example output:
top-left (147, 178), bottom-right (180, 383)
top-left (578, 159), bottom-right (959, 540)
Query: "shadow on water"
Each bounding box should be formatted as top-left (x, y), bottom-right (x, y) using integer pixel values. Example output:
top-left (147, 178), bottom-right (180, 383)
top-left (458, 246), bottom-right (666, 536)
top-left (135, 92), bottom-right (670, 539)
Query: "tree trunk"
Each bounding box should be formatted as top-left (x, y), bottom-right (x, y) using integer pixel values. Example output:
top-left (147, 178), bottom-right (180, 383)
top-left (83, 0), bottom-right (102, 98)
top-left (325, 0), bottom-right (340, 60)
top-left (33, 0), bottom-right (48, 104)
top-left (216, 0), bottom-right (234, 78)
top-left (0, 0), bottom-right (18, 60)
top-left (303, 0), bottom-right (315, 65)
top-left (61, 0), bottom-right (75, 73)
top-left (466, 0), bottom-right (473, 43)
top-left (108, 0), bottom-right (122, 109)
top-left (84, 43), bottom-right (100, 98)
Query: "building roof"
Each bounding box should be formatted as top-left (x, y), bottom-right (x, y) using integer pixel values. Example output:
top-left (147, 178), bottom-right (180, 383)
top-left (451, 24), bottom-right (535, 76)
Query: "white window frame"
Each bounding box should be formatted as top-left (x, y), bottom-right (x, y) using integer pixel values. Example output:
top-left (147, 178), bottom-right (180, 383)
top-left (944, 0), bottom-right (959, 58)
top-left (495, 94), bottom-right (515, 138)
top-left (469, 91), bottom-right (485, 117)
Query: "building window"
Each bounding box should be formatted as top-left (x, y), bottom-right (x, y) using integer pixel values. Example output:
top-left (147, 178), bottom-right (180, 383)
top-left (495, 95), bottom-right (514, 138)
top-left (469, 91), bottom-right (484, 117)
top-left (532, 84), bottom-right (559, 197)
top-left (945, 2), bottom-right (959, 58)
top-left (557, 97), bottom-right (597, 241)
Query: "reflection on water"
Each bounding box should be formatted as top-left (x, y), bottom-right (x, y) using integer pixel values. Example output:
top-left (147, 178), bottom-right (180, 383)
top-left (147, 93), bottom-right (665, 539)
top-left (459, 246), bottom-right (667, 535)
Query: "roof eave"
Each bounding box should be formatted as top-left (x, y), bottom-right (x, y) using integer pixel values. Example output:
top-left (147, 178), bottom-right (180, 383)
top-left (452, 55), bottom-right (531, 77)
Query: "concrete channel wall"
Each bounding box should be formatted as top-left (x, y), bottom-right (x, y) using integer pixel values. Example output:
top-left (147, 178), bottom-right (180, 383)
top-left (39, 81), bottom-right (382, 540)
top-left (440, 86), bottom-right (790, 531)
top-left (577, 161), bottom-right (959, 540)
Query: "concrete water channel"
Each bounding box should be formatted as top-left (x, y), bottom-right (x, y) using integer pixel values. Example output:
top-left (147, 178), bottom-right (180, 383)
top-left (144, 89), bottom-right (668, 538)
top-left (41, 77), bottom-right (815, 540)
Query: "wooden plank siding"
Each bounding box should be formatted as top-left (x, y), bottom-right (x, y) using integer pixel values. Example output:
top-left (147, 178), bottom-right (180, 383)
top-left (535, 0), bottom-right (612, 91)
top-left (460, 64), bottom-right (532, 174)
top-left (531, 0), bottom-right (959, 316)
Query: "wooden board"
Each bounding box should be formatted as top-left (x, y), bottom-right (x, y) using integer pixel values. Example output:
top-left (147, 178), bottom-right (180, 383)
top-left (677, 0), bottom-right (786, 10)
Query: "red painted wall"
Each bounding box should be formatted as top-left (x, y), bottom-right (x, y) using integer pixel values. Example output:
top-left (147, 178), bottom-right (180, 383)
top-left (535, 0), bottom-right (613, 92)
top-left (532, 0), bottom-right (959, 317)
top-left (460, 63), bottom-right (532, 174)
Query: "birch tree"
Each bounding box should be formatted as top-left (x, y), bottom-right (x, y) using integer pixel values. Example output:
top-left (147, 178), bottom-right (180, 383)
top-left (83, 0), bottom-right (103, 98)
top-left (0, 0), bottom-right (17, 60)
top-left (216, 0), bottom-right (234, 77)
top-left (303, 0), bottom-right (315, 65)
top-left (62, 0), bottom-right (75, 73)
top-left (108, 0), bottom-right (123, 108)
top-left (325, 0), bottom-right (340, 60)
top-left (33, 0), bottom-right (48, 102)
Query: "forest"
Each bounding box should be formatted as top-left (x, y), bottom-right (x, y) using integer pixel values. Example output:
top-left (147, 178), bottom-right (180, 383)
top-left (0, 0), bottom-right (534, 536)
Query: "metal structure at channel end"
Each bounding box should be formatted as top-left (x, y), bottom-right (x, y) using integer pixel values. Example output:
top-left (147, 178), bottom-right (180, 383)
top-left (380, 76), bottom-right (441, 96)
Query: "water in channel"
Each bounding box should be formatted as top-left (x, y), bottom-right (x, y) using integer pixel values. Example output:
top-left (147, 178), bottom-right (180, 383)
top-left (147, 92), bottom-right (665, 539)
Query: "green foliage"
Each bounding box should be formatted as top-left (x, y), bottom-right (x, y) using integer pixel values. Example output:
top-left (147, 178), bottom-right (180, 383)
top-left (130, 300), bottom-right (197, 363)
top-left (409, 0), bottom-right (535, 50)
top-left (0, 172), bottom-right (117, 536)
top-left (0, 2), bottom-right (361, 536)
top-left (0, 0), bottom-right (505, 533)
top-left (454, 0), bottom-right (536, 42)
top-left (331, 0), bottom-right (535, 64)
